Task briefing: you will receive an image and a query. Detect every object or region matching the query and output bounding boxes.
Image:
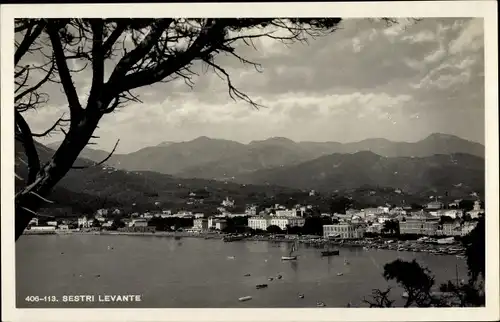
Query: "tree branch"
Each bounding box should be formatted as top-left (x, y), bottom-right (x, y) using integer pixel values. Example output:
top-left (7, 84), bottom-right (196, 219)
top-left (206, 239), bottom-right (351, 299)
top-left (15, 19), bottom-right (47, 65)
top-left (71, 139), bottom-right (119, 169)
top-left (87, 19), bottom-right (105, 110)
top-left (31, 113), bottom-right (69, 137)
top-left (15, 110), bottom-right (40, 184)
top-left (15, 58), bottom-right (56, 103)
top-left (107, 19), bottom-right (173, 84)
top-left (46, 22), bottom-right (83, 125)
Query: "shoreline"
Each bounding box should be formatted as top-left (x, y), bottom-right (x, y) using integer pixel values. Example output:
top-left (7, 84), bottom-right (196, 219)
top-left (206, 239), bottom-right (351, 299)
top-left (24, 230), bottom-right (466, 256)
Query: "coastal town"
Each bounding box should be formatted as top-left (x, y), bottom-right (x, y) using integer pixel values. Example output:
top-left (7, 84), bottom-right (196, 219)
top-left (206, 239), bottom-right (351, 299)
top-left (25, 194), bottom-right (485, 253)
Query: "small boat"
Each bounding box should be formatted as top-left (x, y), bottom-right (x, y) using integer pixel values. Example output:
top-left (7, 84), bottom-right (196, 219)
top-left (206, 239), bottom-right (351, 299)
top-left (321, 244), bottom-right (340, 256)
top-left (336, 272), bottom-right (343, 276)
top-left (227, 256), bottom-right (235, 260)
top-left (244, 273), bottom-right (251, 277)
top-left (282, 241), bottom-right (299, 261)
top-left (238, 296), bottom-right (252, 302)
top-left (256, 284), bottom-right (268, 289)
top-left (298, 294), bottom-right (305, 299)
top-left (316, 301), bottom-right (326, 307)
top-left (456, 255), bottom-right (466, 259)
top-left (276, 274), bottom-right (282, 279)
top-left (268, 277), bottom-right (274, 281)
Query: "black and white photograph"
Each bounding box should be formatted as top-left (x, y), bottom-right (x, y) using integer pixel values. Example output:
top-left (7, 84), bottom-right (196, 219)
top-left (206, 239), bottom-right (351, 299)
top-left (1, 2), bottom-right (498, 322)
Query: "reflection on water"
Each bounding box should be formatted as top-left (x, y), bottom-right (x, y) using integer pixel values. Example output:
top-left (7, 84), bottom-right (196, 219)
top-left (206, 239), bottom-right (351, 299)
top-left (16, 235), bottom-right (468, 308)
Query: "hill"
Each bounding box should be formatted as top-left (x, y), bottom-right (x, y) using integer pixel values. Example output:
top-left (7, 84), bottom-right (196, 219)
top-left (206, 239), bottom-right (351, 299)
top-left (15, 141), bottom-right (301, 216)
top-left (234, 151), bottom-right (485, 197)
top-left (59, 133), bottom-right (484, 180)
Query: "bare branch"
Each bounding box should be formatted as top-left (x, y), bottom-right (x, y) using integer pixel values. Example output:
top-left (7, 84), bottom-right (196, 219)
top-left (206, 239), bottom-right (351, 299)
top-left (29, 191), bottom-right (54, 204)
top-left (31, 113), bottom-right (69, 137)
top-left (15, 19), bottom-right (47, 65)
top-left (71, 139), bottom-right (120, 169)
top-left (203, 58), bottom-right (263, 109)
top-left (15, 58), bottom-right (56, 103)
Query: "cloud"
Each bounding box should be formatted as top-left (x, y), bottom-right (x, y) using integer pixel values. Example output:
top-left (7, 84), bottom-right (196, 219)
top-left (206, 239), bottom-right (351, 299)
top-left (23, 18), bottom-right (485, 152)
top-left (449, 19), bottom-right (484, 54)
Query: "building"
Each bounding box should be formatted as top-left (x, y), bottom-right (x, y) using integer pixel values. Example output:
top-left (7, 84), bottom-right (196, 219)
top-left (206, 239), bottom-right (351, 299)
top-left (274, 209), bottom-right (298, 217)
top-left (323, 224), bottom-right (360, 239)
top-left (442, 221), bottom-right (462, 236)
top-left (248, 217), bottom-right (270, 231)
top-left (426, 200), bottom-right (444, 210)
top-left (131, 218), bottom-right (148, 227)
top-left (214, 219), bottom-right (227, 231)
top-left (194, 213), bottom-right (205, 219)
top-left (95, 215), bottom-right (107, 222)
top-left (364, 208), bottom-right (386, 216)
top-left (193, 218), bottom-right (209, 231)
top-left (467, 200), bottom-right (484, 219)
top-left (57, 224), bottom-right (70, 230)
top-left (461, 222), bottom-right (478, 236)
top-left (47, 221), bottom-right (58, 227)
top-left (221, 197), bottom-right (235, 208)
top-left (78, 216), bottom-right (90, 228)
top-left (377, 216), bottom-right (391, 224)
top-left (245, 206), bottom-right (257, 216)
top-left (96, 208), bottom-right (109, 216)
top-left (399, 218), bottom-right (439, 236)
top-left (366, 223), bottom-right (382, 234)
top-left (28, 226), bottom-right (56, 234)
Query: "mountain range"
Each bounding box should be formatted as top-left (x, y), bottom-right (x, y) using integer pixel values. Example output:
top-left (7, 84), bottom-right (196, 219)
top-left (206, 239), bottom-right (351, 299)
top-left (46, 133), bottom-right (485, 181)
top-left (17, 132), bottom-right (485, 216)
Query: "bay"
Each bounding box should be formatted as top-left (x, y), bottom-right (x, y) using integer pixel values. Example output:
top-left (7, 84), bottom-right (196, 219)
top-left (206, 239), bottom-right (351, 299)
top-left (16, 234), bottom-right (468, 308)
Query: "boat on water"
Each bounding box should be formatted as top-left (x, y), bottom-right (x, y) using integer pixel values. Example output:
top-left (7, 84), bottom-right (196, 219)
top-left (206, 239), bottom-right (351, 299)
top-left (238, 296), bottom-right (252, 302)
top-left (321, 244), bottom-right (340, 256)
top-left (223, 235), bottom-right (245, 242)
top-left (256, 284), bottom-right (268, 289)
top-left (316, 301), bottom-right (326, 307)
top-left (336, 272), bottom-right (343, 276)
top-left (456, 255), bottom-right (466, 259)
top-left (281, 241), bottom-right (298, 261)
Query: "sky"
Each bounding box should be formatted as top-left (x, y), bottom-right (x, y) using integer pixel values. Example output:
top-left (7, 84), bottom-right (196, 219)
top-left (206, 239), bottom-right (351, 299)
top-left (21, 18), bottom-right (485, 153)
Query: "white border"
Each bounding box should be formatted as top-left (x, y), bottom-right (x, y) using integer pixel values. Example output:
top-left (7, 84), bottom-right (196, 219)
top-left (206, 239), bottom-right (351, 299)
top-left (1, 2), bottom-right (498, 322)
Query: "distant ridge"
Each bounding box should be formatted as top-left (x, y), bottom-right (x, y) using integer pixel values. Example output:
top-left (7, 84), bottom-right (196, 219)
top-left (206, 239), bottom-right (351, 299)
top-left (44, 133), bottom-right (484, 181)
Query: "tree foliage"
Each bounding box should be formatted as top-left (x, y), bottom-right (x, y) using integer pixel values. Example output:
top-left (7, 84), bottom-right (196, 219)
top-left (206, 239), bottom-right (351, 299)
top-left (383, 259), bottom-right (436, 307)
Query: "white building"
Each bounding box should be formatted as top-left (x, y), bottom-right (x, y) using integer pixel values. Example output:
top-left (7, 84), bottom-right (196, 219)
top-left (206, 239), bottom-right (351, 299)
top-left (221, 197), bottom-right (235, 208)
top-left (323, 223), bottom-right (364, 239)
top-left (274, 209), bottom-right (298, 217)
top-left (96, 208), bottom-right (109, 216)
top-left (95, 215), bottom-right (107, 222)
top-left (47, 221), bottom-right (58, 227)
top-left (245, 206), bottom-right (257, 216)
top-left (377, 216), bottom-right (391, 224)
top-left (462, 221), bottom-right (478, 236)
top-left (193, 218), bottom-right (208, 231)
top-left (214, 219), bottom-right (227, 231)
top-left (58, 224), bottom-right (69, 230)
top-left (248, 217), bottom-right (270, 231)
top-left (194, 213), bottom-right (205, 219)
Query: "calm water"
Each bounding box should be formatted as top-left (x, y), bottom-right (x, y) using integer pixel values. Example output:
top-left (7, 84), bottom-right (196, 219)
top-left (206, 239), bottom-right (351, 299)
top-left (16, 235), bottom-right (468, 308)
